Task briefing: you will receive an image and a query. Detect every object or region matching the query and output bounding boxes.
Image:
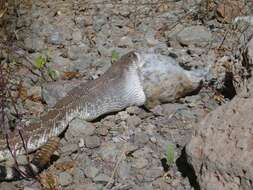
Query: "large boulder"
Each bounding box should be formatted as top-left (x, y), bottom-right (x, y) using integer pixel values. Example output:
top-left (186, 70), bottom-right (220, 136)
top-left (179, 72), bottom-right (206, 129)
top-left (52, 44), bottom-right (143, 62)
top-left (186, 68), bottom-right (253, 189)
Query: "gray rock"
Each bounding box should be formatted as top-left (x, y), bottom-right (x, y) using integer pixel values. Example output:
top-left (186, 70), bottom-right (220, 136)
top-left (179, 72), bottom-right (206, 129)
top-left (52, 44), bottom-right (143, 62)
top-left (93, 16), bottom-right (106, 32)
top-left (72, 29), bottom-right (83, 43)
top-left (118, 36), bottom-right (133, 47)
top-left (23, 187), bottom-right (40, 190)
top-left (99, 143), bottom-right (119, 162)
top-left (176, 26), bottom-right (212, 47)
top-left (133, 157), bottom-right (148, 169)
top-left (0, 182), bottom-right (19, 190)
top-left (66, 118), bottom-right (96, 139)
top-left (143, 167), bottom-right (163, 182)
top-left (186, 77), bottom-right (253, 190)
top-left (59, 172), bottom-right (73, 186)
top-left (145, 30), bottom-right (160, 46)
top-left (96, 127), bottom-right (109, 136)
top-left (48, 30), bottom-right (63, 45)
top-left (126, 115), bottom-right (142, 127)
top-left (24, 36), bottom-right (45, 51)
top-left (93, 173), bottom-right (111, 185)
top-left (76, 183), bottom-right (99, 190)
top-left (67, 44), bottom-right (89, 60)
top-left (24, 99), bottom-right (44, 113)
top-left (84, 165), bottom-right (99, 178)
top-left (118, 161), bottom-right (131, 180)
top-left (27, 86), bottom-right (42, 97)
top-left (85, 136), bottom-right (101, 148)
top-left (61, 143), bottom-right (78, 154)
top-left (133, 132), bottom-right (149, 145)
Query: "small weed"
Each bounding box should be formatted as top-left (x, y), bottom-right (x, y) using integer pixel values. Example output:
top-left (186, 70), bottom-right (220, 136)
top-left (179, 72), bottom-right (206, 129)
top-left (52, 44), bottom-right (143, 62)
top-left (166, 143), bottom-right (175, 166)
top-left (111, 50), bottom-right (120, 63)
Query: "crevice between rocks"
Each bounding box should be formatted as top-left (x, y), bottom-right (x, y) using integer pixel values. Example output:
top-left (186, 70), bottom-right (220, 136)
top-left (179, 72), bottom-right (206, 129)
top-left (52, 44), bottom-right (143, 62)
top-left (176, 147), bottom-right (201, 190)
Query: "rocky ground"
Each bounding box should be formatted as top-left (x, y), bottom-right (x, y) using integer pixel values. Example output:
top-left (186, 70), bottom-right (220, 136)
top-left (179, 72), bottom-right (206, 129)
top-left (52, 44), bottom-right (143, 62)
top-left (0, 0), bottom-right (253, 189)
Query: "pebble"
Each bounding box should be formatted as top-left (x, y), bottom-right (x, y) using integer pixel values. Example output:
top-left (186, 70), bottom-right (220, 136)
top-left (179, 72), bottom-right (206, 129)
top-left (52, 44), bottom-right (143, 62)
top-left (61, 143), bottom-right (78, 153)
top-left (96, 127), bottom-right (109, 136)
top-left (85, 136), bottom-right (101, 148)
top-left (48, 30), bottom-right (63, 45)
top-left (143, 167), bottom-right (163, 182)
top-left (176, 26), bottom-right (212, 47)
top-left (93, 173), bottom-right (111, 185)
top-left (99, 143), bottom-right (119, 162)
top-left (59, 172), bottom-right (73, 186)
top-left (84, 165), bottom-right (99, 178)
top-left (133, 132), bottom-right (149, 145)
top-left (68, 118), bottom-right (96, 137)
top-left (133, 157), bottom-right (149, 169)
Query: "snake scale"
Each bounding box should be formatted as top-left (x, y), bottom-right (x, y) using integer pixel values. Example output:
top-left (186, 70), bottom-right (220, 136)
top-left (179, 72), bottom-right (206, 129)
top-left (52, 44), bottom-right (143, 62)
top-left (0, 50), bottom-right (201, 181)
top-left (0, 51), bottom-right (146, 180)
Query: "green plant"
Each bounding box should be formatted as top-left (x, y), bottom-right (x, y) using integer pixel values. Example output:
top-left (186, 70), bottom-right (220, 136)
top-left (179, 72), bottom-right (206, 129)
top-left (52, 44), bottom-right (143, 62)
top-left (166, 143), bottom-right (175, 166)
top-left (34, 51), bottom-right (59, 81)
top-left (111, 50), bottom-right (120, 63)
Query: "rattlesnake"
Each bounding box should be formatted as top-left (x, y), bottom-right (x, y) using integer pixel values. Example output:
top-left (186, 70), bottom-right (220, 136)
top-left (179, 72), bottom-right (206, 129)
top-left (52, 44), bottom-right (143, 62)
top-left (0, 51), bottom-right (202, 181)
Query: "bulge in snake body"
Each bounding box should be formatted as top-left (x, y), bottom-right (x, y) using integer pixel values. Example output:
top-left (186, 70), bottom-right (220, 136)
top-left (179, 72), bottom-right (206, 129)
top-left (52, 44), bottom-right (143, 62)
top-left (0, 50), bottom-right (203, 162)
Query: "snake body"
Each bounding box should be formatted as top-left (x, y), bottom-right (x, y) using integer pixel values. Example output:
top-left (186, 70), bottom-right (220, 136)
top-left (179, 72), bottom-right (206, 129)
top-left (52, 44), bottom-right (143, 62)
top-left (0, 51), bottom-right (201, 181)
top-left (0, 51), bottom-right (146, 180)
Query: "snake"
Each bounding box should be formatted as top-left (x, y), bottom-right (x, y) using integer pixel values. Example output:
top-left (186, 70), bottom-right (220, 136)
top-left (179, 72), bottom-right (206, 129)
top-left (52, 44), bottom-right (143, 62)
top-left (0, 51), bottom-right (201, 181)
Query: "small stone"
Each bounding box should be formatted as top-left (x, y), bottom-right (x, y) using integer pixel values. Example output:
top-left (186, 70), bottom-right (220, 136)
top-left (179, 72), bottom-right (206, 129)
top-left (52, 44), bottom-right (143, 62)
top-left (84, 165), bottom-right (99, 178)
top-left (93, 173), bottom-right (111, 185)
top-left (24, 187), bottom-right (39, 190)
top-left (126, 106), bottom-right (142, 115)
top-left (59, 172), bottom-right (73, 186)
top-left (118, 36), bottom-right (133, 47)
top-left (67, 44), bottom-right (89, 60)
top-left (85, 136), bottom-right (101, 148)
top-left (99, 143), bottom-right (119, 162)
top-left (96, 127), bottom-right (108, 136)
top-left (143, 167), bottom-right (163, 182)
top-left (126, 115), bottom-right (142, 127)
top-left (133, 132), bottom-right (149, 145)
top-left (24, 36), bottom-right (45, 51)
top-left (119, 111), bottom-right (130, 120)
top-left (67, 118), bottom-right (96, 138)
top-left (72, 29), bottom-right (83, 42)
top-left (0, 182), bottom-right (17, 190)
top-left (118, 162), bottom-right (131, 180)
top-left (48, 30), bottom-right (63, 45)
top-left (78, 138), bottom-right (85, 148)
top-left (133, 157), bottom-right (148, 169)
top-left (176, 26), bottom-right (212, 47)
top-left (150, 136), bottom-right (157, 143)
top-left (61, 143), bottom-right (78, 154)
top-left (24, 99), bottom-right (44, 113)
top-left (27, 86), bottom-right (42, 97)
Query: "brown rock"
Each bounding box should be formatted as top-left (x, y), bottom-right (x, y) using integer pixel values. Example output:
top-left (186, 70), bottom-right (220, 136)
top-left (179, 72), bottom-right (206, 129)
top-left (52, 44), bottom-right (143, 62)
top-left (186, 75), bottom-right (253, 190)
top-left (216, 0), bottom-right (245, 22)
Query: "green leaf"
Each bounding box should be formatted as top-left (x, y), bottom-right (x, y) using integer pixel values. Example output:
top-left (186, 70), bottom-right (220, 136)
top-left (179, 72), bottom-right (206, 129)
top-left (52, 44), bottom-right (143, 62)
top-left (47, 68), bottom-right (59, 80)
top-left (111, 50), bottom-right (119, 63)
top-left (166, 144), bottom-right (175, 166)
top-left (35, 55), bottom-right (46, 69)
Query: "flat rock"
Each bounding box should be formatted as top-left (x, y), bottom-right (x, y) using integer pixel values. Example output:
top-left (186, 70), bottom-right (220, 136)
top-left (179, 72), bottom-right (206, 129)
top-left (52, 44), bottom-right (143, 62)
top-left (59, 172), bottom-right (73, 187)
top-left (85, 136), bottom-right (101, 148)
top-left (176, 26), bottom-right (212, 47)
top-left (93, 173), bottom-right (111, 185)
top-left (66, 118), bottom-right (96, 140)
